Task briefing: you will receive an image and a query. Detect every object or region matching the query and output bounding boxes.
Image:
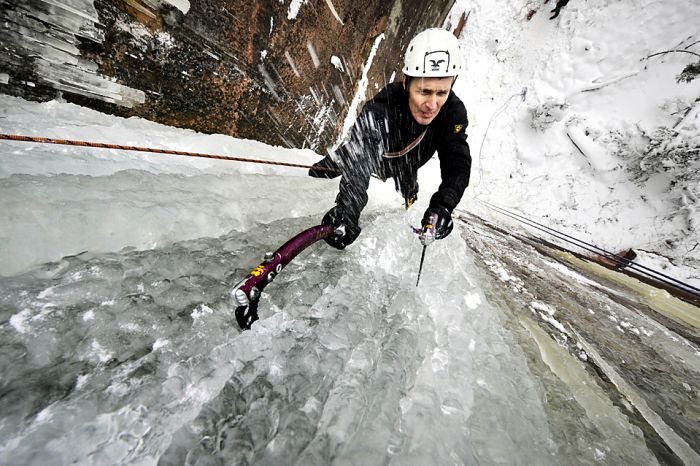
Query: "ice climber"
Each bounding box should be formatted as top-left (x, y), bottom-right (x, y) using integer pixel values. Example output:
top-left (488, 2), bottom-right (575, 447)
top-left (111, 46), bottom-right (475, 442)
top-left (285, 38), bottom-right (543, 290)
top-left (309, 28), bottom-right (472, 250)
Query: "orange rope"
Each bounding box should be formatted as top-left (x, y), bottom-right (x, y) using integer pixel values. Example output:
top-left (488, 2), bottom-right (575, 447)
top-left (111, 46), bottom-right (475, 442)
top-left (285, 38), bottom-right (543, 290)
top-left (0, 133), bottom-right (340, 174)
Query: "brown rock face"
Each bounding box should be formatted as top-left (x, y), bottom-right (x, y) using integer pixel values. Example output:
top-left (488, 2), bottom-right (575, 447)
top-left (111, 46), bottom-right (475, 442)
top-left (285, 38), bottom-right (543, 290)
top-left (0, 0), bottom-right (456, 150)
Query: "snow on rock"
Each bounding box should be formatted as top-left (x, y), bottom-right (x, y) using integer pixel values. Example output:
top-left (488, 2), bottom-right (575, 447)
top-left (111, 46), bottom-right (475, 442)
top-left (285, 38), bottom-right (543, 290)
top-left (288, 0), bottom-right (309, 20)
top-left (330, 55), bottom-right (345, 72)
top-left (162, 0), bottom-right (191, 14)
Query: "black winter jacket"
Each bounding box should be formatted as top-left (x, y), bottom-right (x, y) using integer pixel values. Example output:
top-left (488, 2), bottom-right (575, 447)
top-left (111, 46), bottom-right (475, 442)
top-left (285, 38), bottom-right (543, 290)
top-left (311, 81), bottom-right (471, 224)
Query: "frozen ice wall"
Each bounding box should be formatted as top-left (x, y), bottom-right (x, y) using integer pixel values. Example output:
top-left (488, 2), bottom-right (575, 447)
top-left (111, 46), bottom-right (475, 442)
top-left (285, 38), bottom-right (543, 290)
top-left (0, 208), bottom-right (671, 465)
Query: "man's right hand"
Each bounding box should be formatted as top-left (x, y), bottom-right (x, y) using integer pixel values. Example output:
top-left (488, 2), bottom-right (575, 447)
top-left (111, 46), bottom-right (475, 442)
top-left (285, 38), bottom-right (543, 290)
top-left (322, 206), bottom-right (361, 249)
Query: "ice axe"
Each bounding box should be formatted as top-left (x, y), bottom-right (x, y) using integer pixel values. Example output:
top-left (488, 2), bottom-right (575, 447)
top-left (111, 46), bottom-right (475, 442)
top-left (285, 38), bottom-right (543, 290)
top-left (230, 224), bottom-right (335, 330)
top-left (415, 212), bottom-right (438, 287)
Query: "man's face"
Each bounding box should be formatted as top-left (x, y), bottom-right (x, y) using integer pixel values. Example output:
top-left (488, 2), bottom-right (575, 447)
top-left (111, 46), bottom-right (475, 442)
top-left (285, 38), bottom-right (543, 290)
top-left (406, 77), bottom-right (453, 125)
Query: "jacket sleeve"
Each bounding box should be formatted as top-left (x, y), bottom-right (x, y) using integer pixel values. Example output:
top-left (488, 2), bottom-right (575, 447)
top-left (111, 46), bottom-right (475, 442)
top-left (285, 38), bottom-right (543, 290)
top-left (429, 100), bottom-right (472, 213)
top-left (333, 104), bottom-right (386, 223)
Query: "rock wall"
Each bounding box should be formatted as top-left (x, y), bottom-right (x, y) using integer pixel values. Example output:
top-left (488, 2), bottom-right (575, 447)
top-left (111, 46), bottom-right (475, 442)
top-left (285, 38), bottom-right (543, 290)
top-left (0, 0), bottom-right (456, 150)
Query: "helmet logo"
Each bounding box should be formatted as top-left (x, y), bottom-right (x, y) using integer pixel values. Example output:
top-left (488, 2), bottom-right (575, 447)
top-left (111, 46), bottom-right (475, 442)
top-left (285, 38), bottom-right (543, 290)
top-left (424, 51), bottom-right (450, 73)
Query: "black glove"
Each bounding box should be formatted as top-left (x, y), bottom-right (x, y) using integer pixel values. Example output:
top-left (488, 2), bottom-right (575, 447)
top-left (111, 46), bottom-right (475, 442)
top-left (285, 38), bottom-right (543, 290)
top-left (322, 206), bottom-right (361, 249)
top-left (422, 205), bottom-right (453, 240)
top-left (309, 157), bottom-right (341, 179)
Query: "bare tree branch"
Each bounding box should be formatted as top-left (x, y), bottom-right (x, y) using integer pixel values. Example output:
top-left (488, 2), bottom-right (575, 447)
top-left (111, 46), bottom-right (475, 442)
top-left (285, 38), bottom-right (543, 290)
top-left (643, 49), bottom-right (700, 61)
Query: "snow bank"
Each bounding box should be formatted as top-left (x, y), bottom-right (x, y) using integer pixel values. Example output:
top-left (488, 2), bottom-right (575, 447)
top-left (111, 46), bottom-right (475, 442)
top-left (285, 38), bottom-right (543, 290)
top-left (449, 0), bottom-right (700, 285)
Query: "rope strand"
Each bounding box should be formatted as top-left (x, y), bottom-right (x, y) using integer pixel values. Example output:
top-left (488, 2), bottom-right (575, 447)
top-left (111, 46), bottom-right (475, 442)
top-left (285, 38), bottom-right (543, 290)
top-left (0, 133), bottom-right (340, 174)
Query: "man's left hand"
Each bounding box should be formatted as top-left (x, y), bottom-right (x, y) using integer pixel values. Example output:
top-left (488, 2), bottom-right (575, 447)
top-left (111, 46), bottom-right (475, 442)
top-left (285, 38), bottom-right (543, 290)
top-left (422, 206), bottom-right (454, 240)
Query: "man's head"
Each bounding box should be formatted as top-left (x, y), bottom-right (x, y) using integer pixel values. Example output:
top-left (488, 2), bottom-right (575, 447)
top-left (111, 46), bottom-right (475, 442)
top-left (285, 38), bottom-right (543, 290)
top-left (402, 28), bottom-right (462, 125)
top-left (406, 77), bottom-right (453, 125)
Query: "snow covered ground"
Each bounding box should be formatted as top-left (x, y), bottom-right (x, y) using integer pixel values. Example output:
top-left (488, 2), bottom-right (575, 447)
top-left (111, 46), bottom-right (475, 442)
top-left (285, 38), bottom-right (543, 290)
top-left (1, 0), bottom-right (699, 464)
top-left (447, 0), bottom-right (700, 288)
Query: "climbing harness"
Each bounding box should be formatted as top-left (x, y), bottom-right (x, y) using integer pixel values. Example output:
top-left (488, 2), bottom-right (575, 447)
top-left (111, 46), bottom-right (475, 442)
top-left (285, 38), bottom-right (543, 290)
top-left (382, 130), bottom-right (427, 158)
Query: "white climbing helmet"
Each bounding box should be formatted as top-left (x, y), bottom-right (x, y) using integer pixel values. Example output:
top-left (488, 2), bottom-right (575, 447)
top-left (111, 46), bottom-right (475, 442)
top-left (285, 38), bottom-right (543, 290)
top-left (402, 28), bottom-right (463, 78)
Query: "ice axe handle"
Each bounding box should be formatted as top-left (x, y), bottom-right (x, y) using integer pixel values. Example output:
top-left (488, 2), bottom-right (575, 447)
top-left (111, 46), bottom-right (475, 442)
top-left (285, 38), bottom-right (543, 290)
top-left (419, 213), bottom-right (438, 246)
top-left (416, 212), bottom-right (438, 286)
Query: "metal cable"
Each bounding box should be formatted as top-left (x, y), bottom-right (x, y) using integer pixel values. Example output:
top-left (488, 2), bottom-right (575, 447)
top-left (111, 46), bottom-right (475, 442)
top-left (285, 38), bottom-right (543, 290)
top-left (475, 199), bottom-right (700, 298)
